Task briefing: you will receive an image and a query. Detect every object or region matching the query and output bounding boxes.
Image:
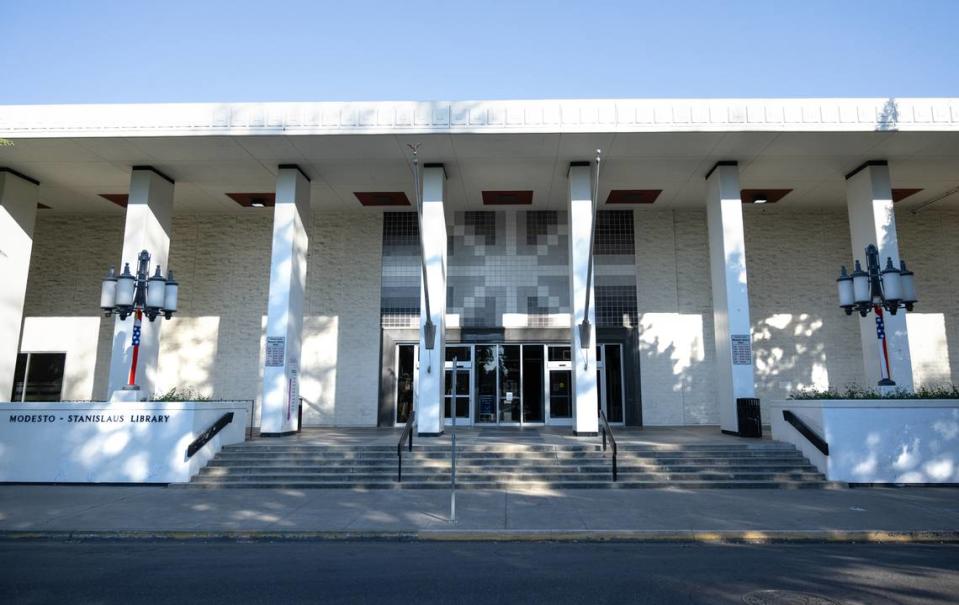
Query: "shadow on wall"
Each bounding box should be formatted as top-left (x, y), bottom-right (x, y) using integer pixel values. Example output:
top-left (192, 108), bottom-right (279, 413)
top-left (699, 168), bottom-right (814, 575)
top-left (637, 313), bottom-right (715, 426)
top-left (753, 313), bottom-right (830, 397)
top-left (299, 315), bottom-right (337, 425)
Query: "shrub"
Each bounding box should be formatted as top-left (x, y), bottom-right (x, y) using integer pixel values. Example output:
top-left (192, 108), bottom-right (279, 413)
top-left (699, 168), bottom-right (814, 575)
top-left (789, 384), bottom-right (959, 400)
top-left (151, 387), bottom-right (212, 402)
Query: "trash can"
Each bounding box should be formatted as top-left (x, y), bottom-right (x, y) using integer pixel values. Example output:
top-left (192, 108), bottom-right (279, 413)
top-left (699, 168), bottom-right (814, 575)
top-left (736, 397), bottom-right (762, 438)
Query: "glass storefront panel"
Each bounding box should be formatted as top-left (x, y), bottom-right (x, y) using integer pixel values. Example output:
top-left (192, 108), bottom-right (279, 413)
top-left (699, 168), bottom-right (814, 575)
top-left (548, 370), bottom-right (572, 419)
top-left (521, 345), bottom-right (544, 422)
top-left (475, 345), bottom-right (497, 423)
top-left (445, 346), bottom-right (471, 363)
top-left (396, 341), bottom-right (627, 427)
top-left (444, 367), bottom-right (470, 418)
top-left (498, 345), bottom-right (521, 423)
top-left (605, 344), bottom-right (624, 423)
top-left (396, 345), bottom-right (415, 424)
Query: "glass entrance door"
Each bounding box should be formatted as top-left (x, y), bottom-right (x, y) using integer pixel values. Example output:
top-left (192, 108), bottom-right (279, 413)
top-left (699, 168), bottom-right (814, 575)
top-left (546, 346), bottom-right (573, 425)
top-left (444, 346), bottom-right (472, 425)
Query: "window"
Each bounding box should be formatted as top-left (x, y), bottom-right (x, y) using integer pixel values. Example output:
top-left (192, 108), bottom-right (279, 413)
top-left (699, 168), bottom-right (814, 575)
top-left (11, 353), bottom-right (66, 401)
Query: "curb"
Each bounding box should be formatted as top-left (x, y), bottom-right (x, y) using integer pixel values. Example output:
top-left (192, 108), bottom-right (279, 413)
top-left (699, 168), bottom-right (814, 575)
top-left (1, 530), bottom-right (957, 544)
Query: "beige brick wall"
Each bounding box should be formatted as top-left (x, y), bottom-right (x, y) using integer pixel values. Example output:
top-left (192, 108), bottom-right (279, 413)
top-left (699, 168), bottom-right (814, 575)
top-left (635, 206), bottom-right (959, 426)
top-left (20, 207), bottom-right (957, 428)
top-left (21, 212), bottom-right (383, 427)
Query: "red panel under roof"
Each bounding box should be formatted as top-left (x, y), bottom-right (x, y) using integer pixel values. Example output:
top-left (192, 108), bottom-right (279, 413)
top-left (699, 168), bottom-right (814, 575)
top-left (740, 189), bottom-right (792, 204)
top-left (605, 189), bottom-right (661, 204)
top-left (354, 192), bottom-right (410, 206)
top-left (227, 192), bottom-right (276, 207)
top-left (892, 188), bottom-right (923, 203)
top-left (482, 190), bottom-right (533, 205)
top-left (99, 193), bottom-right (128, 207)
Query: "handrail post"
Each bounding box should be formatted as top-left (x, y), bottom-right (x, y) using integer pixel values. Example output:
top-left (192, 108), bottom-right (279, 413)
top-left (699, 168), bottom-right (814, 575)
top-left (397, 410), bottom-right (415, 482)
top-left (599, 410), bottom-right (618, 482)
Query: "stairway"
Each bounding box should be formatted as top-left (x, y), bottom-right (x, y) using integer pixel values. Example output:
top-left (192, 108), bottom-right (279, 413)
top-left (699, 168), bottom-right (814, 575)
top-left (188, 440), bottom-right (830, 489)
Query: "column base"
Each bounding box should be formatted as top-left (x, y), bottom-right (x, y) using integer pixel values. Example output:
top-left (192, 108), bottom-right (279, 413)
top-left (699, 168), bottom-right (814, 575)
top-left (574, 431), bottom-right (599, 437)
top-left (417, 431), bottom-right (445, 437)
top-left (110, 387), bottom-right (146, 402)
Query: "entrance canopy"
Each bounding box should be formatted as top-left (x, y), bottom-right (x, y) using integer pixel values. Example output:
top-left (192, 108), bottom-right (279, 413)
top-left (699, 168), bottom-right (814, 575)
top-left (2, 98), bottom-right (958, 215)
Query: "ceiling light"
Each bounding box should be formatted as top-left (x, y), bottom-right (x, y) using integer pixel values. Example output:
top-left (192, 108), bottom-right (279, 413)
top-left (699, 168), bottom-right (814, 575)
top-left (753, 194), bottom-right (769, 204)
top-left (250, 201), bottom-right (265, 208)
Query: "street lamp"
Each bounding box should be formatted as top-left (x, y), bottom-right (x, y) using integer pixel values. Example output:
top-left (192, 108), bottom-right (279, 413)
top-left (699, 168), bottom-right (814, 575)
top-left (100, 249), bottom-right (178, 390)
top-left (836, 244), bottom-right (918, 387)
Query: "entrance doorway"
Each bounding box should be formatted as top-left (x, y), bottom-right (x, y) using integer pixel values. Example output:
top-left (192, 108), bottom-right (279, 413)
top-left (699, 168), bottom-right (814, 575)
top-left (444, 346), bottom-right (471, 426)
top-left (393, 342), bottom-right (625, 427)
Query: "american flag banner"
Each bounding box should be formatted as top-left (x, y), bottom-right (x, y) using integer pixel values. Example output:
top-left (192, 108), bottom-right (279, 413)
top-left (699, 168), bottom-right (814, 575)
top-left (875, 314), bottom-right (885, 340)
top-left (131, 322), bottom-right (142, 346)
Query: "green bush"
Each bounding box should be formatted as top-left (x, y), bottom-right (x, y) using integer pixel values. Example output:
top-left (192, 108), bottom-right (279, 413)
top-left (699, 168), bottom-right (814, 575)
top-left (151, 387), bottom-right (212, 402)
top-left (789, 384), bottom-right (959, 400)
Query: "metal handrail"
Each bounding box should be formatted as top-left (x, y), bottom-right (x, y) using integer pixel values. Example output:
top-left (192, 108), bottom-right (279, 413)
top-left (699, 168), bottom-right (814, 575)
top-left (186, 412), bottom-right (234, 458)
top-left (397, 410), bottom-right (415, 482)
top-left (598, 410), bottom-right (618, 482)
top-left (782, 410), bottom-right (829, 456)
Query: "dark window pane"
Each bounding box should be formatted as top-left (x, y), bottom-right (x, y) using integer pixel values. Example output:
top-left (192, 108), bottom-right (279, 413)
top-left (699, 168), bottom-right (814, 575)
top-left (522, 345), bottom-right (544, 423)
top-left (396, 345), bottom-right (415, 424)
top-left (475, 346), bottom-right (497, 423)
top-left (498, 345), bottom-right (521, 422)
top-left (445, 346), bottom-right (471, 363)
top-left (549, 370), bottom-right (572, 418)
top-left (11, 353), bottom-right (27, 401)
top-left (548, 346), bottom-right (571, 362)
top-left (23, 353), bottom-right (65, 401)
top-left (605, 345), bottom-right (624, 423)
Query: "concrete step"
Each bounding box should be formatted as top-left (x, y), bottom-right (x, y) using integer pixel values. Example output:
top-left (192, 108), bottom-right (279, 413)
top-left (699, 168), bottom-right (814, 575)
top-left (202, 462), bottom-right (819, 474)
top-left (186, 479), bottom-right (831, 490)
top-left (195, 470), bottom-right (826, 482)
top-left (195, 438), bottom-right (827, 490)
top-left (212, 451), bottom-right (807, 462)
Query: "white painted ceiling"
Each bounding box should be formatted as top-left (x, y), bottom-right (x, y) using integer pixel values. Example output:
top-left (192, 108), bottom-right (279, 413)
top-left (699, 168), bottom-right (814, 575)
top-left (1, 130), bottom-right (958, 214)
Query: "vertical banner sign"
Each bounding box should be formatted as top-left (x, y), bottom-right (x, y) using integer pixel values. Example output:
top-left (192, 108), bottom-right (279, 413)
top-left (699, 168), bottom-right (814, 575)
top-left (287, 360), bottom-right (299, 422)
top-left (874, 305), bottom-right (892, 383)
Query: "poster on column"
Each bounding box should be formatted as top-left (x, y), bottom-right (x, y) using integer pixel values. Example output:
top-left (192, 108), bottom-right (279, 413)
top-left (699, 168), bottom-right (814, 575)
top-left (266, 337), bottom-right (285, 367)
top-left (731, 334), bottom-right (752, 365)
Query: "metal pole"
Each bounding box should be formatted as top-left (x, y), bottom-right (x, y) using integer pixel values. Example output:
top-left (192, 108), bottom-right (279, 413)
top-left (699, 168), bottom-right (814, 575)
top-left (450, 356), bottom-right (457, 524)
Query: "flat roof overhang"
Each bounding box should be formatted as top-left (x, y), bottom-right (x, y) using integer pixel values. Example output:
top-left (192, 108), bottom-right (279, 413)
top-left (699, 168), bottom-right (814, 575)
top-left (1, 98), bottom-right (958, 214)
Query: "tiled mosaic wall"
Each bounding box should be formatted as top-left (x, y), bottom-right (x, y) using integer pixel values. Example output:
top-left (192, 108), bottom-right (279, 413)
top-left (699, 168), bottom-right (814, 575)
top-left (380, 210), bottom-right (638, 329)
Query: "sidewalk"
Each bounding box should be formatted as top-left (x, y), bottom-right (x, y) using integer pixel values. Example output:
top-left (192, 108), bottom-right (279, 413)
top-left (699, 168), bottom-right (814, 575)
top-left (1, 485), bottom-right (957, 542)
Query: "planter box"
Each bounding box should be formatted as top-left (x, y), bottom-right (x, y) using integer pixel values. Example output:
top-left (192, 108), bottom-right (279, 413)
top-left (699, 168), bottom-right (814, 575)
top-left (0, 401), bottom-right (250, 484)
top-left (770, 399), bottom-right (959, 484)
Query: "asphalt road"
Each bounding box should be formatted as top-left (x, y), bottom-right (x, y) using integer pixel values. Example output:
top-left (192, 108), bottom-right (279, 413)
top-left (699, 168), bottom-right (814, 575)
top-left (1, 541), bottom-right (957, 604)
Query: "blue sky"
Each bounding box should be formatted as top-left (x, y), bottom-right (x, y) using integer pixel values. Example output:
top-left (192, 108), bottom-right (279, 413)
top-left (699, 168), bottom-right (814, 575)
top-left (1, 0), bottom-right (957, 104)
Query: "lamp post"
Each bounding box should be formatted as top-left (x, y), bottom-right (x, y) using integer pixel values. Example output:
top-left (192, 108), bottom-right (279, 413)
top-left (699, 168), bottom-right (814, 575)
top-left (836, 244), bottom-right (918, 388)
top-left (100, 249), bottom-right (178, 391)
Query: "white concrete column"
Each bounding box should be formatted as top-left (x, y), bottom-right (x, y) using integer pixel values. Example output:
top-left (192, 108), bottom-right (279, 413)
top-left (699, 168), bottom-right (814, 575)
top-left (261, 165), bottom-right (311, 436)
top-left (415, 164), bottom-right (448, 436)
top-left (0, 169), bottom-right (39, 402)
top-left (107, 166), bottom-right (174, 400)
top-left (845, 160), bottom-right (913, 390)
top-left (567, 162), bottom-right (599, 435)
top-left (705, 161), bottom-right (756, 433)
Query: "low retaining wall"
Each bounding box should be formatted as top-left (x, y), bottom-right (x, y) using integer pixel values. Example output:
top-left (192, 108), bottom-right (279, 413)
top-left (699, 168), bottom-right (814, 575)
top-left (770, 399), bottom-right (959, 484)
top-left (0, 401), bottom-right (249, 483)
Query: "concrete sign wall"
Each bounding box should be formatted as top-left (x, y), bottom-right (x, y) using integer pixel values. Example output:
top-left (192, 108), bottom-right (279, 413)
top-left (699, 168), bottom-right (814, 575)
top-left (770, 399), bottom-right (959, 484)
top-left (0, 401), bottom-right (249, 483)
